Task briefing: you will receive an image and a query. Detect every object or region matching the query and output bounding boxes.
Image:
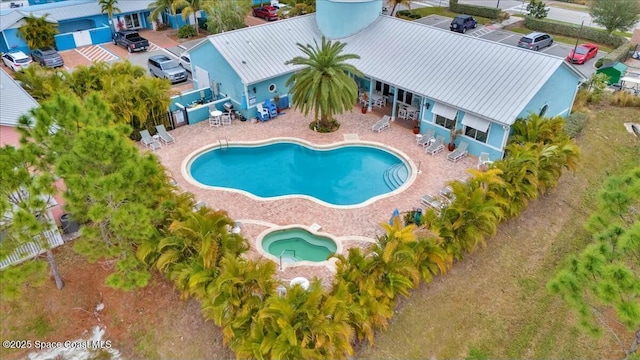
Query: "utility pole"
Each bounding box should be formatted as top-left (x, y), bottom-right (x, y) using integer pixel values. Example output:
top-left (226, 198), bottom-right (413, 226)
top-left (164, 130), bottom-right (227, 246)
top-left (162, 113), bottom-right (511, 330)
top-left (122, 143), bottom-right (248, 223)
top-left (571, 18), bottom-right (585, 63)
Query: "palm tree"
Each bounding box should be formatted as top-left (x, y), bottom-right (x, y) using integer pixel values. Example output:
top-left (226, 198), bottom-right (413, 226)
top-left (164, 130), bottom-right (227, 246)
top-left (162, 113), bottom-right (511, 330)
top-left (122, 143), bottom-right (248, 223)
top-left (202, 256), bottom-right (277, 348)
top-left (494, 143), bottom-right (540, 218)
top-left (388, 0), bottom-right (411, 16)
top-left (172, 0), bottom-right (207, 35)
top-left (99, 0), bottom-right (121, 34)
top-left (204, 0), bottom-right (250, 34)
top-left (17, 14), bottom-right (59, 50)
top-left (148, 0), bottom-right (175, 27)
top-left (285, 36), bottom-right (362, 130)
top-left (13, 65), bottom-right (65, 101)
top-left (509, 113), bottom-right (567, 145)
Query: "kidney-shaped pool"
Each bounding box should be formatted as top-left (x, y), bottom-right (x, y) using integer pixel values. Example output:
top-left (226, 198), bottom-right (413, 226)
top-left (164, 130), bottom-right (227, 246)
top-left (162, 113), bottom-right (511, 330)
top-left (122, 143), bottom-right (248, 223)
top-left (186, 140), bottom-right (411, 206)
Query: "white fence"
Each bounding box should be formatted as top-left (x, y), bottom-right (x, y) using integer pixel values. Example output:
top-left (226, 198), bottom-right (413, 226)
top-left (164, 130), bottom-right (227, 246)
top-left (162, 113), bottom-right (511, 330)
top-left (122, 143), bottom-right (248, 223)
top-left (0, 229), bottom-right (64, 270)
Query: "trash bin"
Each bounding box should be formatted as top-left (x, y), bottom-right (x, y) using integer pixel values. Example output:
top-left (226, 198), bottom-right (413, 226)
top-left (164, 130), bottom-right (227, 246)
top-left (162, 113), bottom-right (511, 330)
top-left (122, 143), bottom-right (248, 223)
top-left (60, 213), bottom-right (79, 234)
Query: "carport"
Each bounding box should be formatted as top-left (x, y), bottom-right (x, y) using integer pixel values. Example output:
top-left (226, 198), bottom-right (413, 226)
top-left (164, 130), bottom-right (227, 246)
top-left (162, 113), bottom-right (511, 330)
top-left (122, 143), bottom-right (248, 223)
top-left (620, 76), bottom-right (640, 94)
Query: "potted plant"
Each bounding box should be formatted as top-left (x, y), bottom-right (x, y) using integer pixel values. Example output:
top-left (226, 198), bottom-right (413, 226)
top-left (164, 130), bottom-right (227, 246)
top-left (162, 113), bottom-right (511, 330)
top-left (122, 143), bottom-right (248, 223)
top-left (273, 95), bottom-right (281, 114)
top-left (448, 128), bottom-right (462, 151)
top-left (361, 92), bottom-right (368, 114)
top-left (413, 120), bottom-right (420, 134)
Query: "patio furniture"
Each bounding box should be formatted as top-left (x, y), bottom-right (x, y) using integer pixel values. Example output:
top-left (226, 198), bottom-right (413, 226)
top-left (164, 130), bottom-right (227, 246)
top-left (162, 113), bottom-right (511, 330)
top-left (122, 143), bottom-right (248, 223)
top-left (420, 193), bottom-right (444, 211)
top-left (140, 130), bottom-right (161, 151)
top-left (264, 99), bottom-right (278, 118)
top-left (398, 107), bottom-right (408, 120)
top-left (478, 152), bottom-right (493, 169)
top-left (425, 136), bottom-right (445, 155)
top-left (221, 112), bottom-right (232, 126)
top-left (155, 124), bottom-right (175, 145)
top-left (210, 110), bottom-right (222, 127)
top-left (417, 128), bottom-right (435, 147)
top-left (256, 103), bottom-right (270, 122)
top-left (371, 115), bottom-right (390, 132)
top-left (447, 141), bottom-right (469, 162)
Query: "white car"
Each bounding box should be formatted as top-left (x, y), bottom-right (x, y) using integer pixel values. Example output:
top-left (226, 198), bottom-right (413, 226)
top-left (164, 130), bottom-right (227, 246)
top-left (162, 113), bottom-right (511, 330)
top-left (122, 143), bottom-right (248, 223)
top-left (2, 51), bottom-right (32, 71)
top-left (272, 3), bottom-right (291, 17)
top-left (179, 53), bottom-right (191, 73)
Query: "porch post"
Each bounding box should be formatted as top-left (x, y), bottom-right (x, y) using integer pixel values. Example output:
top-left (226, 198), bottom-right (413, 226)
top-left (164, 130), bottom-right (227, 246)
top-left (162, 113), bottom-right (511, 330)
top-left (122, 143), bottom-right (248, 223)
top-left (391, 87), bottom-right (398, 121)
top-left (367, 78), bottom-right (374, 111)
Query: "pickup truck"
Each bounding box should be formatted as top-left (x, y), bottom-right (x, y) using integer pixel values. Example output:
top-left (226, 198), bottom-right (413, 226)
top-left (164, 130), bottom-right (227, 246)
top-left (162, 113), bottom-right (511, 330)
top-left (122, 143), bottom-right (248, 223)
top-left (112, 31), bottom-right (149, 53)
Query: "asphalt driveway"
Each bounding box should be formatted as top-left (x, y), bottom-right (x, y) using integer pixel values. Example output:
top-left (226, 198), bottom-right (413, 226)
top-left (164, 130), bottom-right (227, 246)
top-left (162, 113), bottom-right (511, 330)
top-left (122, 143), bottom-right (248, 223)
top-left (415, 15), bottom-right (603, 79)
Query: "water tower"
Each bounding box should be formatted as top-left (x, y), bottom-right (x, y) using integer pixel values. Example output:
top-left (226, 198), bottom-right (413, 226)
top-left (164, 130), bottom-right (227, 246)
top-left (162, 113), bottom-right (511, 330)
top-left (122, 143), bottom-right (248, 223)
top-left (316, 0), bottom-right (384, 39)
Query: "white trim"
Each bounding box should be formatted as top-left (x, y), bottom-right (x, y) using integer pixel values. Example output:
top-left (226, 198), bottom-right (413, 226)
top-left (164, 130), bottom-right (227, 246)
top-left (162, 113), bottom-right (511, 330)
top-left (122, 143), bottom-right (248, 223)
top-left (432, 102), bottom-right (457, 119)
top-left (461, 113), bottom-right (490, 132)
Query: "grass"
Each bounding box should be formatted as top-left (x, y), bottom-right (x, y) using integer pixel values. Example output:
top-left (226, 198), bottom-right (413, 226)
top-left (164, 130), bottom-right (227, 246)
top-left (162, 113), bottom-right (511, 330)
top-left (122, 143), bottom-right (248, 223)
top-left (357, 106), bottom-right (640, 359)
top-left (406, 7), bottom-right (493, 25)
top-left (504, 24), bottom-right (615, 52)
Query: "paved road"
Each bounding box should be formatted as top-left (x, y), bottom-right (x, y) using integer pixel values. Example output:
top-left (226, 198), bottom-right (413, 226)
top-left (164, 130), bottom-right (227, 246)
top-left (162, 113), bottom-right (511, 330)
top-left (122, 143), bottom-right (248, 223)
top-left (416, 15), bottom-right (603, 79)
top-left (126, 49), bottom-right (194, 88)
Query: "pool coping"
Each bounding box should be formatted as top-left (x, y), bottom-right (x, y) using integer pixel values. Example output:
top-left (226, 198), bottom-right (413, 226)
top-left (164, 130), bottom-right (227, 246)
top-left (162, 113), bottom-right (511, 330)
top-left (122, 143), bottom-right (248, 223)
top-left (180, 137), bottom-right (418, 210)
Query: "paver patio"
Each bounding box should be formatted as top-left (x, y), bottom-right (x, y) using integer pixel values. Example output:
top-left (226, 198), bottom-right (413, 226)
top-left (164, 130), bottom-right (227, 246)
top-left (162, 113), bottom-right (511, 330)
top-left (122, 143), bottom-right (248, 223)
top-left (148, 106), bottom-right (476, 284)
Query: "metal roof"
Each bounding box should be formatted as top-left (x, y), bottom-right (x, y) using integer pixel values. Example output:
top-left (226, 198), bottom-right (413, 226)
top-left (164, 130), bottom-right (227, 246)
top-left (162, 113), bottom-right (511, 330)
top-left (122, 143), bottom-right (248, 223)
top-left (207, 15), bottom-right (322, 86)
top-left (0, 69), bottom-right (39, 127)
top-left (204, 15), bottom-right (585, 125)
top-left (1, 0), bottom-right (153, 31)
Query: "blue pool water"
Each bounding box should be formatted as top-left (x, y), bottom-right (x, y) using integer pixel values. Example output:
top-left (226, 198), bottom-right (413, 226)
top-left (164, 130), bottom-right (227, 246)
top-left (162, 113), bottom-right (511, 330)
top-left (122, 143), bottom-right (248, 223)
top-left (188, 142), bottom-right (409, 206)
top-left (261, 228), bottom-right (337, 262)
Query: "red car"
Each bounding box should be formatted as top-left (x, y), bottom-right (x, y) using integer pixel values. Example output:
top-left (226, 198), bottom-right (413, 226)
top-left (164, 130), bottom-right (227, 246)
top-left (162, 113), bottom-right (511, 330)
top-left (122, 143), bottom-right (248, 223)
top-left (253, 6), bottom-right (278, 21)
top-left (566, 43), bottom-right (599, 65)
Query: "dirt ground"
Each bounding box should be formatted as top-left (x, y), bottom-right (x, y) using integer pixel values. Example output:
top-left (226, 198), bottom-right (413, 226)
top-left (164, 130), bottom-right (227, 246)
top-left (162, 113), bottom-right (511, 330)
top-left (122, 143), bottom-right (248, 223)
top-left (0, 248), bottom-right (233, 360)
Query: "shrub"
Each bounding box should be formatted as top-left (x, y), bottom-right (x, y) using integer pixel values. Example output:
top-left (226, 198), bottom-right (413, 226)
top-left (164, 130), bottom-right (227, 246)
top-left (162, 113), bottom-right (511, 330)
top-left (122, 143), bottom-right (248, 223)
top-left (177, 25), bottom-right (196, 38)
top-left (594, 58), bottom-right (604, 68)
top-left (524, 17), bottom-right (625, 47)
top-left (450, 2), bottom-right (501, 19)
top-left (599, 39), bottom-right (631, 65)
top-left (155, 22), bottom-right (170, 31)
top-left (609, 91), bottom-right (640, 107)
top-left (564, 112), bottom-right (588, 138)
top-left (397, 10), bottom-right (411, 16)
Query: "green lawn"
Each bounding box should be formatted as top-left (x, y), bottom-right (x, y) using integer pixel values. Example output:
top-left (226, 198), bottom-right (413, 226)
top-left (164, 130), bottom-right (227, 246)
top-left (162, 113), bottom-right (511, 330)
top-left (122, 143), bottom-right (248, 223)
top-left (505, 24), bottom-right (615, 53)
top-left (406, 7), bottom-right (493, 25)
top-left (357, 106), bottom-right (640, 359)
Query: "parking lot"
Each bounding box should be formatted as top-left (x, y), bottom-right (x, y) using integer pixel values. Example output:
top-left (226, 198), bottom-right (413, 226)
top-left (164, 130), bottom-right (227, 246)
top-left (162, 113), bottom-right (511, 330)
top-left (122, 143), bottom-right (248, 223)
top-left (416, 15), bottom-right (605, 79)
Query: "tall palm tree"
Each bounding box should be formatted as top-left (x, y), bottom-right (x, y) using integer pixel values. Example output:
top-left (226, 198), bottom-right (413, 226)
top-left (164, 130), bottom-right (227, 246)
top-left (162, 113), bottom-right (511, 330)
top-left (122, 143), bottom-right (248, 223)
top-left (148, 0), bottom-right (175, 27)
top-left (285, 36), bottom-right (362, 130)
top-left (494, 143), bottom-right (540, 218)
top-left (388, 0), bottom-right (411, 16)
top-left (17, 14), bottom-right (59, 50)
top-left (172, 0), bottom-right (207, 35)
top-left (98, 0), bottom-right (121, 34)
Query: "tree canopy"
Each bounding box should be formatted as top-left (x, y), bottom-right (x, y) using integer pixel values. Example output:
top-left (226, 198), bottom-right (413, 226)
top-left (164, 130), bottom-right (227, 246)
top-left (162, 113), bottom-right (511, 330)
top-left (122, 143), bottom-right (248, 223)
top-left (589, 0), bottom-right (640, 33)
top-left (17, 14), bottom-right (59, 50)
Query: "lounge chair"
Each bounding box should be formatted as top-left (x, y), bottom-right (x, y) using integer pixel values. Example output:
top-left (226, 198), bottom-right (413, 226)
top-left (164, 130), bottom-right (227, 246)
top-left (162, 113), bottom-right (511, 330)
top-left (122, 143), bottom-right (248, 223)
top-left (477, 152), bottom-right (493, 169)
top-left (447, 141), bottom-right (469, 162)
top-left (140, 130), bottom-right (161, 151)
top-left (371, 115), bottom-right (390, 132)
top-left (256, 103), bottom-right (270, 122)
top-left (417, 128), bottom-right (435, 147)
top-left (425, 136), bottom-right (444, 155)
top-left (155, 124), bottom-right (175, 145)
top-left (420, 193), bottom-right (444, 210)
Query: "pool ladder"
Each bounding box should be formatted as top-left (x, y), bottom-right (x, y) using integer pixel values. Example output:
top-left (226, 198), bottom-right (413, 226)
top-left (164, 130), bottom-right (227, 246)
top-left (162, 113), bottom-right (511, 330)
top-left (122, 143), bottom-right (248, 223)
top-left (279, 249), bottom-right (296, 271)
top-left (218, 137), bottom-right (229, 150)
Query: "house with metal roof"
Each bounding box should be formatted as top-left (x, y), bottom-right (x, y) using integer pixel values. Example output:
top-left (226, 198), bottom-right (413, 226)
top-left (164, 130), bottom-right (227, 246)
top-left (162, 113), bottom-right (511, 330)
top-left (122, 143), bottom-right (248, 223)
top-left (191, 0), bottom-right (585, 161)
top-left (0, 69), bottom-right (38, 146)
top-left (0, 0), bottom-right (154, 53)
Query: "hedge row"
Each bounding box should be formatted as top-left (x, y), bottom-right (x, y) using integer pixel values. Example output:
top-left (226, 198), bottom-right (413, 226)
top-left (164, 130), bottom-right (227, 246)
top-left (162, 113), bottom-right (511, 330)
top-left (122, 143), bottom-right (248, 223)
top-left (523, 17), bottom-right (625, 47)
top-left (397, 10), bottom-right (422, 19)
top-left (449, 2), bottom-right (501, 19)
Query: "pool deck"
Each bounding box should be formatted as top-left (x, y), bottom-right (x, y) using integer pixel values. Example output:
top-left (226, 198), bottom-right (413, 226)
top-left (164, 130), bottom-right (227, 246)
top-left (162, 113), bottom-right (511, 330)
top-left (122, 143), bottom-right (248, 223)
top-left (150, 106), bottom-right (475, 285)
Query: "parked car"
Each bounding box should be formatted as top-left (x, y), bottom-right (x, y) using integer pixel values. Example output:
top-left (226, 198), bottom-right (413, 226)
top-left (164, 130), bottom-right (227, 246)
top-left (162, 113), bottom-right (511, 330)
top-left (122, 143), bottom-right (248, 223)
top-left (517, 32), bottom-right (554, 51)
top-left (112, 30), bottom-right (149, 53)
top-left (450, 15), bottom-right (477, 33)
top-left (566, 43), bottom-right (598, 65)
top-left (2, 51), bottom-right (32, 71)
top-left (272, 3), bottom-right (291, 18)
top-left (179, 53), bottom-right (192, 73)
top-left (253, 6), bottom-right (278, 21)
top-left (148, 55), bottom-right (187, 84)
top-left (31, 47), bottom-right (64, 68)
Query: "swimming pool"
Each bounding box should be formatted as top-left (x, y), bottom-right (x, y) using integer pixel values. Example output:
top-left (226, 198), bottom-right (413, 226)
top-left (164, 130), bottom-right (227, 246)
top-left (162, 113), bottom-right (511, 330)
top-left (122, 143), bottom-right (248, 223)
top-left (187, 140), bottom-right (410, 206)
top-left (260, 227), bottom-right (337, 263)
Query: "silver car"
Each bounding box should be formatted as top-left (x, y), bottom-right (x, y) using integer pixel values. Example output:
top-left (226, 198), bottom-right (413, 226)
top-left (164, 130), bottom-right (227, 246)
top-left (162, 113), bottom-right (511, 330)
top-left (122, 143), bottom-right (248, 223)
top-left (147, 55), bottom-right (187, 84)
top-left (517, 32), bottom-right (553, 51)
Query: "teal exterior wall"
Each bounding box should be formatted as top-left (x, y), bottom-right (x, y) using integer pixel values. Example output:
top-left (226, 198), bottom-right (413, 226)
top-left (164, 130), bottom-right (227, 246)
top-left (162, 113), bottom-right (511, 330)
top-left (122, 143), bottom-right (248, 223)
top-left (316, 0), bottom-right (383, 38)
top-left (249, 74), bottom-right (292, 115)
top-left (55, 33), bottom-right (76, 51)
top-left (58, 14), bottom-right (107, 32)
top-left (519, 65), bottom-right (580, 119)
top-left (89, 26), bottom-right (112, 44)
top-left (1, 28), bottom-right (27, 54)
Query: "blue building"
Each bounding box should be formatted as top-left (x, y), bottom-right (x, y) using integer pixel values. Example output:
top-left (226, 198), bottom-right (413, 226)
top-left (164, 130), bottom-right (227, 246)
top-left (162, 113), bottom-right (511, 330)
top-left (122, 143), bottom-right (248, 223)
top-left (0, 0), bottom-right (154, 53)
top-left (186, 0), bottom-right (585, 161)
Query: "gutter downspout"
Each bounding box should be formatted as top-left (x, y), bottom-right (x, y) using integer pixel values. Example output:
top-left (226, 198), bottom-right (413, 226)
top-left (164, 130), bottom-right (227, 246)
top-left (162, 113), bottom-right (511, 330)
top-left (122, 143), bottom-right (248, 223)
top-left (368, 78), bottom-right (373, 112)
